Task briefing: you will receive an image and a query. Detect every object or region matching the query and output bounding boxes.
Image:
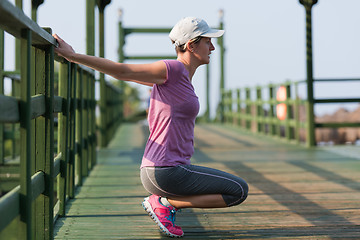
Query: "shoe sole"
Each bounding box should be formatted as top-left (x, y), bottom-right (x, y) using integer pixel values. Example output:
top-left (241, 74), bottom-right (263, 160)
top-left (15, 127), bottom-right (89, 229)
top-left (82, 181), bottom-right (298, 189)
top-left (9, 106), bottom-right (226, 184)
top-left (142, 197), bottom-right (184, 238)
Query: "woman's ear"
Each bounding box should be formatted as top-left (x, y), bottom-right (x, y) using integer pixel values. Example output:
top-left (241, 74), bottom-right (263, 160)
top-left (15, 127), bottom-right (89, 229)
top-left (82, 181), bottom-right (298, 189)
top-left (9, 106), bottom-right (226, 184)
top-left (186, 42), bottom-right (194, 53)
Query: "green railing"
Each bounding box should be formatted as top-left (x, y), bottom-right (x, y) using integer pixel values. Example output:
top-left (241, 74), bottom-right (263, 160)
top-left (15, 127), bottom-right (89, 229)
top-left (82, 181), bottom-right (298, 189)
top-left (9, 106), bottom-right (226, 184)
top-left (312, 78), bottom-right (360, 129)
top-left (102, 81), bottom-right (123, 145)
top-left (222, 78), bottom-right (360, 146)
top-left (223, 81), bottom-right (307, 145)
top-left (0, 1), bottom-right (122, 239)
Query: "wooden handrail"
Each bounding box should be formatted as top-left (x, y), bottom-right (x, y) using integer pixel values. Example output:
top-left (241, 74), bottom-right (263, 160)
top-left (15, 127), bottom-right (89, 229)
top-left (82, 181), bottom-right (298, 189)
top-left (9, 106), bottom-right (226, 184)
top-left (0, 0), bottom-right (123, 239)
top-left (222, 78), bottom-right (360, 146)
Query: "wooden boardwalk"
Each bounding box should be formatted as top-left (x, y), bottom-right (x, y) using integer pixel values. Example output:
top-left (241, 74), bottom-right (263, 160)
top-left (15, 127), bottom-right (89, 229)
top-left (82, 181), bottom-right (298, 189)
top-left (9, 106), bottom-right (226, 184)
top-left (54, 123), bottom-right (360, 239)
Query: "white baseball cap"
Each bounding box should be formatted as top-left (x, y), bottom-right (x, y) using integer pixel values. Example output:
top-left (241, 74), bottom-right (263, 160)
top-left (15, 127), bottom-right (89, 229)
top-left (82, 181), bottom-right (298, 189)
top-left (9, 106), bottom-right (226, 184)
top-left (169, 17), bottom-right (225, 47)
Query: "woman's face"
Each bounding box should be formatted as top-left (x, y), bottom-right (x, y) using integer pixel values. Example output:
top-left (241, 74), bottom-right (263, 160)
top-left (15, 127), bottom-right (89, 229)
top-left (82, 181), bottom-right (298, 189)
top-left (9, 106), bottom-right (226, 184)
top-left (192, 37), bottom-right (215, 64)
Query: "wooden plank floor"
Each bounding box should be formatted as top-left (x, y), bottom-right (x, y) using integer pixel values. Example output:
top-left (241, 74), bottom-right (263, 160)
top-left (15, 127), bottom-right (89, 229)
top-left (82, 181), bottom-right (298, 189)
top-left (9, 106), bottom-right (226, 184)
top-left (54, 123), bottom-right (360, 239)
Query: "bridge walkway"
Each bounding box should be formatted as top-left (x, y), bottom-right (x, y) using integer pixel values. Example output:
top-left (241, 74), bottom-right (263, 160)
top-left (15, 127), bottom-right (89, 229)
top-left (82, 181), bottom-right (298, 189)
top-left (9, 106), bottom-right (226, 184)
top-left (54, 123), bottom-right (360, 239)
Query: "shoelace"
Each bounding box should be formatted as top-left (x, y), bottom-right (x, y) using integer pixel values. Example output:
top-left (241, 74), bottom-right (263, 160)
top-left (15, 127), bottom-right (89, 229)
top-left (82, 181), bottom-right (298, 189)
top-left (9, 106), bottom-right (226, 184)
top-left (165, 208), bottom-right (181, 224)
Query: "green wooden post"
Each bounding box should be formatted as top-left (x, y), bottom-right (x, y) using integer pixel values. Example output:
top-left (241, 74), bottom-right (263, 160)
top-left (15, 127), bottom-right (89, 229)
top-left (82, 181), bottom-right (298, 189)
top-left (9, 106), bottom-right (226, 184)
top-left (12, 0), bottom-right (22, 162)
top-left (0, 30), bottom-right (4, 164)
top-left (68, 63), bottom-right (76, 198)
top-left (109, 86), bottom-right (112, 135)
top-left (29, 3), bottom-right (37, 202)
top-left (86, 0), bottom-right (97, 158)
top-left (44, 39), bottom-right (55, 240)
top-left (218, 10), bottom-right (225, 123)
top-left (87, 73), bottom-right (93, 169)
top-left (256, 87), bottom-right (262, 133)
top-left (98, 0), bottom-right (111, 147)
top-left (34, 46), bottom-right (46, 240)
top-left (236, 89), bottom-right (241, 126)
top-left (86, 0), bottom-right (98, 156)
top-left (83, 72), bottom-right (90, 172)
top-left (106, 85), bottom-right (110, 137)
top-left (241, 88), bottom-right (246, 128)
top-left (299, 0), bottom-right (318, 147)
top-left (85, 0), bottom-right (98, 157)
top-left (223, 90), bottom-right (228, 123)
top-left (88, 72), bottom-right (94, 170)
top-left (294, 82), bottom-right (300, 143)
top-left (28, 29), bottom-right (37, 203)
top-left (276, 86), bottom-right (282, 137)
top-left (269, 84), bottom-right (276, 136)
top-left (19, 28), bottom-right (32, 240)
top-left (86, 0), bottom-right (95, 56)
top-left (223, 90), bottom-right (227, 123)
top-left (90, 75), bottom-right (96, 167)
top-left (11, 82), bottom-right (19, 159)
top-left (33, 30), bottom-right (54, 238)
top-left (245, 88), bottom-right (251, 130)
top-left (117, 9), bottom-right (125, 129)
top-left (30, 46), bottom-right (36, 183)
top-left (57, 61), bottom-right (69, 216)
top-left (241, 88), bottom-right (245, 129)
top-left (76, 68), bottom-right (83, 186)
top-left (118, 10), bottom-right (125, 64)
top-left (228, 90), bottom-right (233, 124)
top-left (67, 62), bottom-right (73, 198)
top-left (107, 86), bottom-right (111, 138)
top-left (261, 87), bottom-right (266, 133)
top-left (81, 70), bottom-right (88, 178)
top-left (31, 0), bottom-right (44, 22)
top-left (285, 83), bottom-right (292, 140)
top-left (15, 0), bottom-right (22, 72)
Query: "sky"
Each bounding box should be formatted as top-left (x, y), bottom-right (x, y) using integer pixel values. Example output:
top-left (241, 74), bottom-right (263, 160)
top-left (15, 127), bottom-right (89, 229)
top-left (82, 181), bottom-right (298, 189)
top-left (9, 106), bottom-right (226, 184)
top-left (3, 0), bottom-right (360, 117)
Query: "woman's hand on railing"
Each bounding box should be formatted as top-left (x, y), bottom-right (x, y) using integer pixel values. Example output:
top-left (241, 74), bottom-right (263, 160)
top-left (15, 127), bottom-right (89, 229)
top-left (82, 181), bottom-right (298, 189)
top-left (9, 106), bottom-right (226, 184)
top-left (53, 34), bottom-right (76, 62)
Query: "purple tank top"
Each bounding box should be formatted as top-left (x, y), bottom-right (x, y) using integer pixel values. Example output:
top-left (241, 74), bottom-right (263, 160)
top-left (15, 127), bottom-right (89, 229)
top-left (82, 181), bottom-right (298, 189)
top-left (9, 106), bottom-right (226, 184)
top-left (141, 60), bottom-right (199, 168)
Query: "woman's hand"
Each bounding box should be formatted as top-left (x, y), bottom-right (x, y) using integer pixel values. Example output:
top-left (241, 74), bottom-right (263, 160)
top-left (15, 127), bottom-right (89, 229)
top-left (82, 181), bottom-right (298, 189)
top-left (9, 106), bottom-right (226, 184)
top-left (53, 34), bottom-right (75, 62)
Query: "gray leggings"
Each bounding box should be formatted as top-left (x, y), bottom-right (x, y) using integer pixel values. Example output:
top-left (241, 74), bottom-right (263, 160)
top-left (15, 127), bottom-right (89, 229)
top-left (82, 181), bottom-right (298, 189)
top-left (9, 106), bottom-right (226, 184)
top-left (140, 164), bottom-right (248, 207)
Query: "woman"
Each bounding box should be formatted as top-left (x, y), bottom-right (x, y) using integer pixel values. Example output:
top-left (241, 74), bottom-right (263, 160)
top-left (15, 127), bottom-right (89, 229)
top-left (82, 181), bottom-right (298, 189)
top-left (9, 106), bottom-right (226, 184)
top-left (54, 17), bottom-right (248, 238)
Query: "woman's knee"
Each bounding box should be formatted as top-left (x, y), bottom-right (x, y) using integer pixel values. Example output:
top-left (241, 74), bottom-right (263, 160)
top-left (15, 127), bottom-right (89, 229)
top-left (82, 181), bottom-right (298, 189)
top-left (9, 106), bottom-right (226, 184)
top-left (240, 180), bottom-right (249, 201)
top-left (224, 180), bottom-right (249, 207)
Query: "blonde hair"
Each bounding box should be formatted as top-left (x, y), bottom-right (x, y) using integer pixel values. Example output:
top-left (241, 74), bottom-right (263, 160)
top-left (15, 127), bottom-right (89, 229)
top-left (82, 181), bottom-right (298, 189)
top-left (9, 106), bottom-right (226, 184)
top-left (173, 36), bottom-right (202, 53)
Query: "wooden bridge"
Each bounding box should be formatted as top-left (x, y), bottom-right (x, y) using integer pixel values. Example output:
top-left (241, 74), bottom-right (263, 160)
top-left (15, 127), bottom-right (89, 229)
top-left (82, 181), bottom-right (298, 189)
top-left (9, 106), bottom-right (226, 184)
top-left (53, 123), bottom-right (360, 239)
top-left (1, 1), bottom-right (360, 239)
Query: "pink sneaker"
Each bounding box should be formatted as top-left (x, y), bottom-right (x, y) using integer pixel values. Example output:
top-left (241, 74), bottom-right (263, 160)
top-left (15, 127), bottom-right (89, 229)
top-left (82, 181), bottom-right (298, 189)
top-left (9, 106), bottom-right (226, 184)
top-left (142, 195), bottom-right (184, 237)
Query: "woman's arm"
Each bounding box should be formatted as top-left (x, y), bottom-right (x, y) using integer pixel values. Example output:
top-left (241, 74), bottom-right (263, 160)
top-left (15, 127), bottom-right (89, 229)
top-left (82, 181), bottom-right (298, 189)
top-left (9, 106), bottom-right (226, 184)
top-left (130, 80), bottom-right (154, 87)
top-left (53, 34), bottom-right (167, 85)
